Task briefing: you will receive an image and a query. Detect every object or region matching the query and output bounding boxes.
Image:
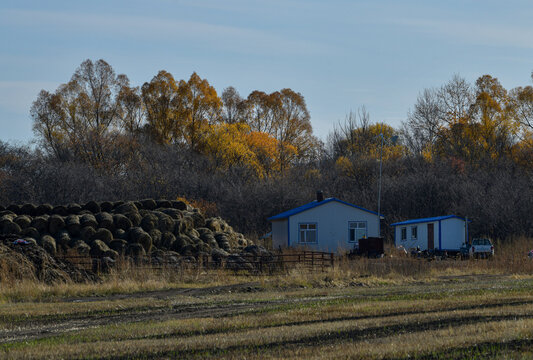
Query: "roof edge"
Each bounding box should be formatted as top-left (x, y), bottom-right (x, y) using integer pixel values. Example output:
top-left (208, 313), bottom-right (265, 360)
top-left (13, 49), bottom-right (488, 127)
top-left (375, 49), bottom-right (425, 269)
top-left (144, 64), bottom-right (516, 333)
top-left (268, 197), bottom-right (383, 221)
top-left (391, 215), bottom-right (469, 226)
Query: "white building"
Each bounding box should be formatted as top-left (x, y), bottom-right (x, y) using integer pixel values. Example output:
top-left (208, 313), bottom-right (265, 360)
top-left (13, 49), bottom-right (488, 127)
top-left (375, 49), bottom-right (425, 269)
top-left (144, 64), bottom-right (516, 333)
top-left (391, 215), bottom-right (468, 252)
top-left (268, 196), bottom-right (381, 254)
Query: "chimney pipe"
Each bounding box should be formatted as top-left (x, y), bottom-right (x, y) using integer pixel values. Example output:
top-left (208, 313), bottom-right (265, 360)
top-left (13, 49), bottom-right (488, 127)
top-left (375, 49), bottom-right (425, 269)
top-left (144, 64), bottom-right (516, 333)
top-left (316, 190), bottom-right (324, 202)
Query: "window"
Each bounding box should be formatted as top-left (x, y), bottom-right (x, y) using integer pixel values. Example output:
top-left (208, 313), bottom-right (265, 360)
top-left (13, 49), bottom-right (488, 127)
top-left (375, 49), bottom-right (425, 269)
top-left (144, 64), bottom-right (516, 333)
top-left (299, 223), bottom-right (317, 244)
top-left (411, 226), bottom-right (418, 240)
top-left (401, 227), bottom-right (407, 241)
top-left (349, 222), bottom-right (367, 243)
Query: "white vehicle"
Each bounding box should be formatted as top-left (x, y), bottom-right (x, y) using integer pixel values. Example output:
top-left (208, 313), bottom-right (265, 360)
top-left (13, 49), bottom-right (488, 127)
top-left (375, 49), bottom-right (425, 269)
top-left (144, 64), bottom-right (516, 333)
top-left (469, 238), bottom-right (494, 258)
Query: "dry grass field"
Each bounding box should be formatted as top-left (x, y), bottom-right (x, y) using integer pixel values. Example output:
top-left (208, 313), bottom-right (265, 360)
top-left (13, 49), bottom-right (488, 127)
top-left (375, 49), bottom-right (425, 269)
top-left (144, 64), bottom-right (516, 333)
top-left (1, 237), bottom-right (533, 359)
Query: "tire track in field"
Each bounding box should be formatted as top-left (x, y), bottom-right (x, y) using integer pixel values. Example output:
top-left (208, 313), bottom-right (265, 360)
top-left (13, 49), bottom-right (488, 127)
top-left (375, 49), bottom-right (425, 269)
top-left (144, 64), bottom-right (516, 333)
top-left (99, 313), bottom-right (533, 359)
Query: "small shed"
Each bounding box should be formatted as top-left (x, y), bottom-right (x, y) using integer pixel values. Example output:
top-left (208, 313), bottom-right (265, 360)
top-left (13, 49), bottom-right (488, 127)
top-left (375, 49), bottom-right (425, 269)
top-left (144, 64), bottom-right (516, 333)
top-left (268, 194), bottom-right (381, 254)
top-left (391, 215), bottom-right (468, 252)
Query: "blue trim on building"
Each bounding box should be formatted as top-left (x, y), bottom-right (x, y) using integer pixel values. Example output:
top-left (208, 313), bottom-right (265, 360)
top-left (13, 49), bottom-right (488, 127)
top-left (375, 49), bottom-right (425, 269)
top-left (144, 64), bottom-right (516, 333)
top-left (391, 215), bottom-right (469, 226)
top-left (438, 220), bottom-right (442, 250)
top-left (267, 197), bottom-right (383, 221)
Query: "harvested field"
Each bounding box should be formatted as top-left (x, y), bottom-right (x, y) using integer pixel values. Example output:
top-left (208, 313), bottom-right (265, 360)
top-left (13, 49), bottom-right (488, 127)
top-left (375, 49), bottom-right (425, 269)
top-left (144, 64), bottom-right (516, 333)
top-left (2, 274), bottom-right (533, 359)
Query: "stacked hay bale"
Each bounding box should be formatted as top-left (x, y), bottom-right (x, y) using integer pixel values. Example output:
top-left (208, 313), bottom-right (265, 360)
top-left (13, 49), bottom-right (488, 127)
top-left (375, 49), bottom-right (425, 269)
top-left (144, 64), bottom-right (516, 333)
top-left (0, 199), bottom-right (255, 263)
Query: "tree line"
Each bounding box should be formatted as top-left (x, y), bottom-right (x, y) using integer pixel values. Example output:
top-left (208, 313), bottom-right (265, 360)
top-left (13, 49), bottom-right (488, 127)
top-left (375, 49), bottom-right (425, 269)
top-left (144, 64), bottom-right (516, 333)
top-left (0, 59), bottom-right (531, 240)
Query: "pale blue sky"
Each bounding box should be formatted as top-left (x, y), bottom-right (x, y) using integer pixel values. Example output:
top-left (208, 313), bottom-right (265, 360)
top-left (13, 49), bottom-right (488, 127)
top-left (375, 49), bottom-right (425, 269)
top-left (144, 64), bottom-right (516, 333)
top-left (1, 0), bottom-right (533, 143)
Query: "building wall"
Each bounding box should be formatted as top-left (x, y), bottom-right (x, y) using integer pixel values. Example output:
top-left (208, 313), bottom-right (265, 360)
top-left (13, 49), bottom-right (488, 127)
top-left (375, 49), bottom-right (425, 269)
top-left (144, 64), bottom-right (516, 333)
top-left (395, 218), bottom-right (466, 251)
top-left (271, 219), bottom-right (288, 250)
top-left (440, 218), bottom-right (466, 250)
top-left (395, 222), bottom-right (436, 251)
top-left (285, 201), bottom-right (379, 253)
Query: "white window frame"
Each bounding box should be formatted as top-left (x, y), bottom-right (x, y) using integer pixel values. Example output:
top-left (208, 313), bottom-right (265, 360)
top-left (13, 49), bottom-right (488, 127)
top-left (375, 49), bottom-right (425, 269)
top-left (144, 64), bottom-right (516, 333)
top-left (411, 226), bottom-right (418, 240)
top-left (348, 221), bottom-right (367, 243)
top-left (401, 227), bottom-right (407, 241)
top-left (298, 223), bottom-right (318, 244)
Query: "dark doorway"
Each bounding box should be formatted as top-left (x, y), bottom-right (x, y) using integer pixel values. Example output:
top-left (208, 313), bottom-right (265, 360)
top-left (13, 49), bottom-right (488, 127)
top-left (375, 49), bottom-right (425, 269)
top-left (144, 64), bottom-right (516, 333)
top-left (427, 223), bottom-right (434, 250)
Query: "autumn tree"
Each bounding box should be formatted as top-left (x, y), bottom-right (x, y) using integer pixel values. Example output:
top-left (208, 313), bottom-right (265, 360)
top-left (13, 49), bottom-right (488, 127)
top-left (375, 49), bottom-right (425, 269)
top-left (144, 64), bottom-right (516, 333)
top-left (176, 72), bottom-right (222, 151)
top-left (141, 70), bottom-right (181, 144)
top-left (118, 84), bottom-right (144, 137)
top-left (221, 86), bottom-right (247, 124)
top-left (242, 88), bottom-right (316, 170)
top-left (198, 122), bottom-right (279, 177)
top-left (31, 59), bottom-right (128, 166)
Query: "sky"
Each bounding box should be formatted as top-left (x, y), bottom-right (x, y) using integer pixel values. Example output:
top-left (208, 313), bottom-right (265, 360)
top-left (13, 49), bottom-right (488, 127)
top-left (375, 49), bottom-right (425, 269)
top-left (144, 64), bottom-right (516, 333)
top-left (1, 0), bottom-right (533, 144)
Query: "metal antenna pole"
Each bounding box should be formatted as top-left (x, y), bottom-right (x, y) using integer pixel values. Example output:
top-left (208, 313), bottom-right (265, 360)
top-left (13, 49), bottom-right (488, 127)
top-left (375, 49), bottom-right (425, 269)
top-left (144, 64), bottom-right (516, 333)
top-left (377, 132), bottom-right (384, 238)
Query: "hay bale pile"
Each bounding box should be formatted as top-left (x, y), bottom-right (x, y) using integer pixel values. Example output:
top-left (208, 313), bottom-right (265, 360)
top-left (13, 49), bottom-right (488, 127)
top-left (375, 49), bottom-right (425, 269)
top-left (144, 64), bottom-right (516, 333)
top-left (0, 234), bottom-right (98, 284)
top-left (0, 199), bottom-right (256, 266)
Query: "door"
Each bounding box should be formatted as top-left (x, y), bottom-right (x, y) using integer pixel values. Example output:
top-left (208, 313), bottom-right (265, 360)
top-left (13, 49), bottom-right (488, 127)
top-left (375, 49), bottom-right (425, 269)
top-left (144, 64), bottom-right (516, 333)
top-left (427, 223), bottom-right (434, 250)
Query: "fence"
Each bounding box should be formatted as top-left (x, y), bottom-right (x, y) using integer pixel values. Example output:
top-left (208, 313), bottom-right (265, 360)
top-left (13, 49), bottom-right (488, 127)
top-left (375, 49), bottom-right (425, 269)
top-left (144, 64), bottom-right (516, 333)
top-left (57, 250), bottom-right (335, 275)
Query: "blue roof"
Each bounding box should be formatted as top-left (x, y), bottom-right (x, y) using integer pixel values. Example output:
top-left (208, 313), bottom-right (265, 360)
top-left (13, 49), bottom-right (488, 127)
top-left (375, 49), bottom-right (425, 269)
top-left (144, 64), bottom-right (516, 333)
top-left (391, 215), bottom-right (468, 226)
top-left (268, 197), bottom-right (381, 221)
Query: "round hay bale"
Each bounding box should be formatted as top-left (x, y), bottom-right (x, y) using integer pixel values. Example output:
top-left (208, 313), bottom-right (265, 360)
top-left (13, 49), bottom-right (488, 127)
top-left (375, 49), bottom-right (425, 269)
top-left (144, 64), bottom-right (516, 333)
top-left (197, 227), bottom-right (212, 236)
top-left (31, 216), bottom-right (48, 233)
top-left (103, 249), bottom-right (119, 260)
top-left (171, 235), bottom-right (188, 253)
top-left (20, 203), bottom-right (37, 216)
top-left (214, 233), bottom-right (231, 251)
top-left (80, 226), bottom-right (96, 242)
top-left (190, 211), bottom-right (205, 228)
top-left (52, 205), bottom-right (68, 216)
top-left (80, 214), bottom-right (98, 229)
top-left (156, 199), bottom-right (172, 208)
top-left (48, 214), bottom-right (65, 235)
top-left (161, 231), bottom-right (176, 249)
top-left (2, 221), bottom-right (21, 235)
top-left (90, 240), bottom-right (110, 257)
top-left (56, 230), bottom-right (71, 247)
top-left (206, 218), bottom-right (222, 233)
top-left (65, 215), bottom-right (81, 236)
top-left (124, 211), bottom-right (141, 227)
top-left (109, 239), bottom-right (128, 255)
top-left (40, 235), bottom-right (57, 256)
top-left (35, 204), bottom-right (53, 216)
top-left (161, 208), bottom-right (182, 219)
top-left (156, 213), bottom-right (174, 233)
top-left (7, 204), bottom-right (21, 214)
top-left (113, 214), bottom-right (132, 230)
top-left (0, 215), bottom-right (13, 227)
top-left (67, 203), bottom-right (82, 214)
top-left (0, 211), bottom-right (15, 219)
top-left (148, 229), bottom-right (162, 248)
top-left (72, 240), bottom-right (91, 255)
top-left (182, 216), bottom-right (194, 233)
top-left (90, 228), bottom-right (113, 245)
top-left (128, 227), bottom-right (152, 253)
top-left (140, 214), bottom-right (158, 232)
top-left (83, 201), bottom-right (101, 213)
top-left (99, 201), bottom-right (113, 212)
top-left (114, 202), bottom-right (137, 214)
top-left (198, 242), bottom-right (211, 253)
top-left (126, 243), bottom-right (146, 258)
top-left (187, 229), bottom-right (200, 239)
top-left (181, 244), bottom-right (197, 256)
top-left (95, 212), bottom-right (114, 230)
top-left (113, 228), bottom-right (127, 240)
top-left (14, 215), bottom-right (31, 229)
top-left (140, 199), bottom-right (157, 210)
top-left (171, 200), bottom-right (188, 211)
top-left (22, 226), bottom-right (40, 239)
top-left (211, 248), bottom-right (229, 262)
